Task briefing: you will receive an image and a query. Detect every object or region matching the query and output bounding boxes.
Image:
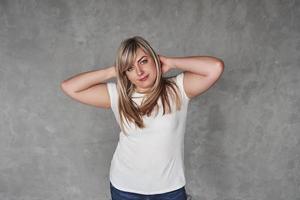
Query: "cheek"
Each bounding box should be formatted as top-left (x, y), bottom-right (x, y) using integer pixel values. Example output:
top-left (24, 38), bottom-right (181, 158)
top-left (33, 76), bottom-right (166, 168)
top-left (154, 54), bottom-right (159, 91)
top-left (126, 74), bottom-right (135, 83)
top-left (151, 65), bottom-right (157, 76)
top-left (148, 62), bottom-right (156, 72)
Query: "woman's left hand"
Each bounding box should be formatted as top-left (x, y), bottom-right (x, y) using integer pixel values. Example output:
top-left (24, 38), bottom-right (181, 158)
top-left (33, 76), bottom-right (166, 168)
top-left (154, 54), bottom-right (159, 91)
top-left (158, 55), bottom-right (174, 74)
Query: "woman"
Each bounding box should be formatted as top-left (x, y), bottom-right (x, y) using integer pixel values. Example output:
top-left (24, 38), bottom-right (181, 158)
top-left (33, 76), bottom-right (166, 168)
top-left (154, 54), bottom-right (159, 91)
top-left (61, 36), bottom-right (224, 200)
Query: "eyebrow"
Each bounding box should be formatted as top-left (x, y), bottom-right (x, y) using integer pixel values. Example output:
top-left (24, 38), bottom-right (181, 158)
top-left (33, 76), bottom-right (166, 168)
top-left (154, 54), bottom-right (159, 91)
top-left (136, 55), bottom-right (147, 63)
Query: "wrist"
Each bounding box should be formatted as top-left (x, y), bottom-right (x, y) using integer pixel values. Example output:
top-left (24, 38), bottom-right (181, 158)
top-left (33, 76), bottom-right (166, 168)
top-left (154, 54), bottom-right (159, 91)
top-left (167, 57), bottom-right (177, 69)
top-left (111, 66), bottom-right (117, 78)
top-left (106, 66), bottom-right (116, 79)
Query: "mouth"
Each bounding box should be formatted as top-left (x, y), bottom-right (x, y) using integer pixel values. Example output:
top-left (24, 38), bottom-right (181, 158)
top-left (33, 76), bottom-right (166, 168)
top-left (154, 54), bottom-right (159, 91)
top-left (138, 75), bottom-right (149, 81)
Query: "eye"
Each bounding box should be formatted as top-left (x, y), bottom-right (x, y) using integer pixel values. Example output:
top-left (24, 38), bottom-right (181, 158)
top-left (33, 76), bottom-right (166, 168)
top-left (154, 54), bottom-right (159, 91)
top-left (127, 67), bottom-right (134, 72)
top-left (141, 59), bottom-right (148, 64)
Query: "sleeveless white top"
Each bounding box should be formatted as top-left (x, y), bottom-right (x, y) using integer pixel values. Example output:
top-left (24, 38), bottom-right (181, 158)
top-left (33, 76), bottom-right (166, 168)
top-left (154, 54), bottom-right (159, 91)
top-left (106, 72), bottom-right (190, 194)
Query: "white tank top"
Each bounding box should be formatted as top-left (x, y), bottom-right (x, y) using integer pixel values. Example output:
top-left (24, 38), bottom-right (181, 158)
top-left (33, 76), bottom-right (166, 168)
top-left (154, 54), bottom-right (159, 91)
top-left (106, 72), bottom-right (190, 194)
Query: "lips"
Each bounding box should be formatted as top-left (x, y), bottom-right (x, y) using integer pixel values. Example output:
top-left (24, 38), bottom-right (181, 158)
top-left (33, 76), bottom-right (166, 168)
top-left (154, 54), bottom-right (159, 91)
top-left (138, 75), bottom-right (149, 81)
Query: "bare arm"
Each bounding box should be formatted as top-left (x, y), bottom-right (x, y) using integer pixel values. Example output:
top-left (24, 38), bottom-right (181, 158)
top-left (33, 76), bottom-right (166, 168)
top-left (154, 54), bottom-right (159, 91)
top-left (60, 66), bottom-right (116, 109)
top-left (160, 55), bottom-right (224, 99)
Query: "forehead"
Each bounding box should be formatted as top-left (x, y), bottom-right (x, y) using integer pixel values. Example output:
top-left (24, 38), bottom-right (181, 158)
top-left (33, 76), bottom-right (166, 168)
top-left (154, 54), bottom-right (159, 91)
top-left (134, 48), bottom-right (148, 62)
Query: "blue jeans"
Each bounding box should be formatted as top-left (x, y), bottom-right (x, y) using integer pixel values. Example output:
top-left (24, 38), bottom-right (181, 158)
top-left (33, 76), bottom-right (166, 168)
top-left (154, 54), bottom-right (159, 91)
top-left (110, 182), bottom-right (187, 200)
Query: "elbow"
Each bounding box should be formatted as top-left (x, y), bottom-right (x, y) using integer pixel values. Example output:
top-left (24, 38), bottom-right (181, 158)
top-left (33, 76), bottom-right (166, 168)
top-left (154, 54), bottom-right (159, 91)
top-left (215, 59), bottom-right (224, 75)
top-left (216, 60), bottom-right (224, 79)
top-left (217, 59), bottom-right (225, 70)
top-left (208, 59), bottom-right (224, 79)
top-left (60, 81), bottom-right (70, 94)
top-left (61, 81), bottom-right (79, 94)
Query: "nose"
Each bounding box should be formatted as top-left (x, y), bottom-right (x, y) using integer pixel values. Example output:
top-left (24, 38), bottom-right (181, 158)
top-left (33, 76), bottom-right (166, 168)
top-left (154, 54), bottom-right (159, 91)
top-left (136, 66), bottom-right (144, 76)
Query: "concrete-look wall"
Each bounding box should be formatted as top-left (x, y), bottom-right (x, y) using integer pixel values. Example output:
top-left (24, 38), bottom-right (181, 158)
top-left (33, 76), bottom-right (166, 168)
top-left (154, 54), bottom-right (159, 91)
top-left (1, 0), bottom-right (299, 200)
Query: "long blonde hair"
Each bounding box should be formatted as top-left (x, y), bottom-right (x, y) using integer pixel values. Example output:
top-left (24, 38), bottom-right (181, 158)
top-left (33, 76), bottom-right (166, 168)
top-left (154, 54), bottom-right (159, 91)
top-left (114, 36), bottom-right (182, 135)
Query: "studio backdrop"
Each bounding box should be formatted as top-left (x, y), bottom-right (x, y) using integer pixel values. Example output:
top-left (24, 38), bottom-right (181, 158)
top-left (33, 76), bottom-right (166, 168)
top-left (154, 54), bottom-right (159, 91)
top-left (0, 0), bottom-right (299, 200)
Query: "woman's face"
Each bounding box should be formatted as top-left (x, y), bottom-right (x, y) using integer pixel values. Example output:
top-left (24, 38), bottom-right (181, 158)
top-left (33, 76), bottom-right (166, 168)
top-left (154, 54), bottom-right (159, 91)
top-left (125, 48), bottom-right (157, 93)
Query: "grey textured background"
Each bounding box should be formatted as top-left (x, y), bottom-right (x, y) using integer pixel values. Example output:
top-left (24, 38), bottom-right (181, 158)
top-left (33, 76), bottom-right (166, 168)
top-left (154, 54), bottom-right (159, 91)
top-left (1, 0), bottom-right (299, 200)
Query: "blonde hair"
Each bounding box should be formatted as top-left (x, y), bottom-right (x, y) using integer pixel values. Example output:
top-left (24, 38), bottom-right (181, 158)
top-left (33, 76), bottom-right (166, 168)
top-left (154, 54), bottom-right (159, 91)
top-left (114, 36), bottom-right (182, 135)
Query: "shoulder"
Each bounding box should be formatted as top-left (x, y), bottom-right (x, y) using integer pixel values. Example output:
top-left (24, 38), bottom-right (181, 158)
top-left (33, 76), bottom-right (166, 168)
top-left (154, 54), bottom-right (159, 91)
top-left (106, 81), bottom-right (118, 96)
top-left (166, 76), bottom-right (176, 82)
top-left (165, 73), bottom-right (183, 85)
top-left (167, 73), bottom-right (191, 101)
